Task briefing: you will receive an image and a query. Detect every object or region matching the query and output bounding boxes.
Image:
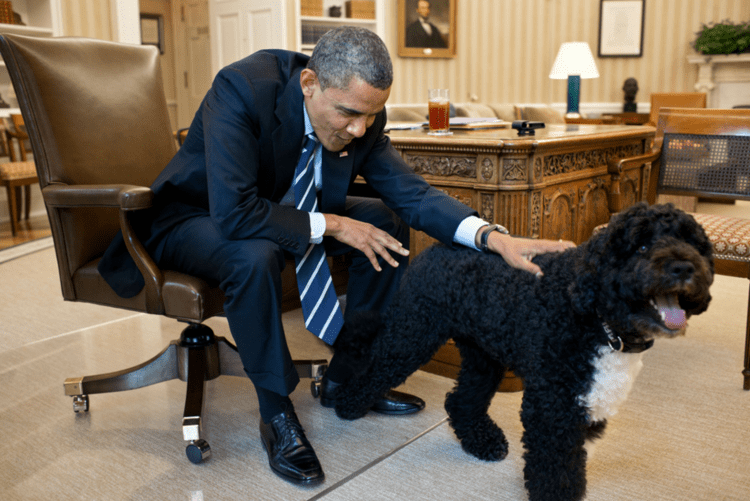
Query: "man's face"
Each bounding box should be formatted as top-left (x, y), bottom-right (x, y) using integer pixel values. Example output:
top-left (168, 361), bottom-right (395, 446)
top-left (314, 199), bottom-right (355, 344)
top-left (300, 69), bottom-right (390, 152)
top-left (416, 1), bottom-right (431, 19)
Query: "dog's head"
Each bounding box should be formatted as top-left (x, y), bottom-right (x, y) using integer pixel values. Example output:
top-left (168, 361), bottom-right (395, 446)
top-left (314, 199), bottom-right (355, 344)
top-left (570, 203), bottom-right (714, 341)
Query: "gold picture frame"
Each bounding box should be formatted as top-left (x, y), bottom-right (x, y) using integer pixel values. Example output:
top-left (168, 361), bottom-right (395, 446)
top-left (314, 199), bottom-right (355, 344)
top-left (398, 0), bottom-right (456, 59)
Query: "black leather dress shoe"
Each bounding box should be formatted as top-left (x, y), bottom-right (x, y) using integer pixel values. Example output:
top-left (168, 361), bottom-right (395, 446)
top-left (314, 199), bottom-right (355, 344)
top-left (259, 411), bottom-right (324, 485)
top-left (319, 377), bottom-right (426, 415)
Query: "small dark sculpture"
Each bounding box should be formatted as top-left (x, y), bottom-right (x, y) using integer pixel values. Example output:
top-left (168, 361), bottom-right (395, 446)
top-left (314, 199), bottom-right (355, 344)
top-left (623, 77), bottom-right (639, 113)
top-left (328, 6), bottom-right (342, 17)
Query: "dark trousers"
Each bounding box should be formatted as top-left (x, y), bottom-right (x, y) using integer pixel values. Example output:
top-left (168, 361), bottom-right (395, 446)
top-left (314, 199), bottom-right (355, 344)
top-left (156, 196), bottom-right (410, 396)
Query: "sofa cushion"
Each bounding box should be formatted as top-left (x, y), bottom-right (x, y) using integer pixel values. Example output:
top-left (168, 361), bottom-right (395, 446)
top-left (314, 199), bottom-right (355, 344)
top-left (517, 105), bottom-right (566, 124)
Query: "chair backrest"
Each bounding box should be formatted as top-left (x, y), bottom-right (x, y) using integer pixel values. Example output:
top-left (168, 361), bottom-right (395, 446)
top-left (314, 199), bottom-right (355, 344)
top-left (654, 107), bottom-right (750, 202)
top-left (648, 92), bottom-right (706, 127)
top-left (6, 113), bottom-right (29, 161)
top-left (0, 34), bottom-right (176, 293)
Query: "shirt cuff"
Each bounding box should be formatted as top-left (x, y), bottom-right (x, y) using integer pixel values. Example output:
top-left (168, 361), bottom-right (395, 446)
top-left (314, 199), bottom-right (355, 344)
top-left (454, 216), bottom-right (489, 251)
top-left (309, 212), bottom-right (326, 244)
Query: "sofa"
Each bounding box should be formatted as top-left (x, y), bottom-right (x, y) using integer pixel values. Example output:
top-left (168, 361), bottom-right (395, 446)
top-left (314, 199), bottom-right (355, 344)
top-left (385, 102), bottom-right (567, 124)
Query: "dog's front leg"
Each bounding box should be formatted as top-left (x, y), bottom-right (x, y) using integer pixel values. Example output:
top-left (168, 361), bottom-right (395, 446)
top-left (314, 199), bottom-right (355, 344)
top-left (445, 338), bottom-right (509, 461)
top-left (520, 387), bottom-right (589, 501)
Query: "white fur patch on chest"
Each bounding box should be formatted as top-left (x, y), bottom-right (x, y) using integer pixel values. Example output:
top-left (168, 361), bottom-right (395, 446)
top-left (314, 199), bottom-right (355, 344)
top-left (579, 345), bottom-right (644, 422)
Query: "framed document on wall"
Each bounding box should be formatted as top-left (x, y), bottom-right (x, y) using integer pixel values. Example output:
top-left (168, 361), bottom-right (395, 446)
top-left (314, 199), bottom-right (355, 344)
top-left (140, 13), bottom-right (165, 54)
top-left (598, 0), bottom-right (645, 57)
top-left (398, 0), bottom-right (456, 58)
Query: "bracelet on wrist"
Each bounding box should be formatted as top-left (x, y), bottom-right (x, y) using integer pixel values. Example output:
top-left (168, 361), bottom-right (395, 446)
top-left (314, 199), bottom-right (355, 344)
top-left (479, 224), bottom-right (509, 253)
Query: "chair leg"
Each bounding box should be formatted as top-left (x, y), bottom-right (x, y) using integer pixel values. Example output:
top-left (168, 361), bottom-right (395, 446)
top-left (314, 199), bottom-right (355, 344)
top-left (64, 321), bottom-right (330, 463)
top-left (23, 184), bottom-right (31, 220)
top-left (183, 345), bottom-right (211, 464)
top-left (64, 340), bottom-right (181, 402)
top-left (6, 184), bottom-right (19, 236)
top-left (744, 284), bottom-right (750, 390)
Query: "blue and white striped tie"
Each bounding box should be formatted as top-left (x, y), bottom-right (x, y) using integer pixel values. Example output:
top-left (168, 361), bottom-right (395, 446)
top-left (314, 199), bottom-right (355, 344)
top-left (293, 134), bottom-right (344, 345)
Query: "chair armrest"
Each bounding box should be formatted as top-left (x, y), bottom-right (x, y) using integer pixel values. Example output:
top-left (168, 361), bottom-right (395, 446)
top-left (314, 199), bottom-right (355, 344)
top-left (42, 184), bottom-right (154, 210)
top-left (607, 147), bottom-right (663, 214)
top-left (43, 183), bottom-right (165, 314)
top-left (607, 147), bottom-right (662, 175)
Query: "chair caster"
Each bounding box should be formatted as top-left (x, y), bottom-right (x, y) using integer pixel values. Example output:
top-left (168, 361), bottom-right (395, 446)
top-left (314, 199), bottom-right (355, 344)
top-left (186, 439), bottom-right (211, 464)
top-left (72, 395), bottom-right (89, 413)
top-left (311, 379), bottom-right (322, 398)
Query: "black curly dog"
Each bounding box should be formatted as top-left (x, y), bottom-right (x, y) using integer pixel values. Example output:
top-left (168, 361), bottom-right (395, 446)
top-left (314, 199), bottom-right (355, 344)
top-left (333, 203), bottom-right (714, 501)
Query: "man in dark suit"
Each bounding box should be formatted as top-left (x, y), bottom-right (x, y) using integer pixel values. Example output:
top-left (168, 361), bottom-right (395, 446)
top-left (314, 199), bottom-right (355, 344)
top-left (406, 0), bottom-right (447, 48)
top-left (98, 26), bottom-right (571, 485)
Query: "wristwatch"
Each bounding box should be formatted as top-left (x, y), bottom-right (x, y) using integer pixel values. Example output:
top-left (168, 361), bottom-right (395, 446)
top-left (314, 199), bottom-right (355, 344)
top-left (479, 224), bottom-right (509, 253)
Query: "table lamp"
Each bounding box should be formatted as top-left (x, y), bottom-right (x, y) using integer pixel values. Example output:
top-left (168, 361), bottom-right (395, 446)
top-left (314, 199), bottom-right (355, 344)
top-left (549, 42), bottom-right (599, 119)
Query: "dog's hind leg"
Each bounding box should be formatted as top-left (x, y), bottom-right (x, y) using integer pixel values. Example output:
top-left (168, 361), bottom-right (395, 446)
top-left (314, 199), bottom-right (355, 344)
top-left (334, 324), bottom-right (447, 420)
top-left (445, 338), bottom-right (509, 461)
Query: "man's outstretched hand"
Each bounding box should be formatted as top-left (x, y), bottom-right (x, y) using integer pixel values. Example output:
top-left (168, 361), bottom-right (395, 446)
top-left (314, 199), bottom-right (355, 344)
top-left (485, 230), bottom-right (575, 277)
top-left (324, 214), bottom-right (409, 272)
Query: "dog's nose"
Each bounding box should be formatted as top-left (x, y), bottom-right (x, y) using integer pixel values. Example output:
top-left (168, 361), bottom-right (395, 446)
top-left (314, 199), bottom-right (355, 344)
top-left (668, 261), bottom-right (695, 281)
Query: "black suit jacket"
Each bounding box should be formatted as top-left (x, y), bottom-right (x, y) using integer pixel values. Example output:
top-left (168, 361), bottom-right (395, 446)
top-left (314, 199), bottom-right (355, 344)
top-left (98, 49), bottom-right (475, 297)
top-left (405, 20), bottom-right (447, 48)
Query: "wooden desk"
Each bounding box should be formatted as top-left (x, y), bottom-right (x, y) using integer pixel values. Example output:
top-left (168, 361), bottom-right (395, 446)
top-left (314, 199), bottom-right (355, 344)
top-left (387, 124), bottom-right (656, 254)
top-left (387, 124), bottom-right (656, 389)
top-left (604, 112), bottom-right (651, 125)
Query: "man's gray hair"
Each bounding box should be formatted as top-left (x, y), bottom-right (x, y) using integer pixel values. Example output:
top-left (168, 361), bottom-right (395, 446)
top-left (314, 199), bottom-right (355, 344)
top-left (307, 26), bottom-right (393, 91)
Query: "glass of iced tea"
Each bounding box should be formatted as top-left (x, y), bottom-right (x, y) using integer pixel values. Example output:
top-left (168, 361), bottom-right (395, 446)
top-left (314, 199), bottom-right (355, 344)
top-left (428, 88), bottom-right (451, 135)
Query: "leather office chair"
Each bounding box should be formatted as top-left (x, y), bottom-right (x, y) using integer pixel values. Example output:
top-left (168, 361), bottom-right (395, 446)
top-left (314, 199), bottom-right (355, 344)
top-left (0, 34), bottom-right (332, 463)
top-left (608, 107), bottom-right (750, 390)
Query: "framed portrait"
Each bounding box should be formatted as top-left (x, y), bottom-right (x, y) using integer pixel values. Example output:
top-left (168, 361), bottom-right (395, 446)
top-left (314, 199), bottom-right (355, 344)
top-left (398, 0), bottom-right (456, 59)
top-left (140, 13), bottom-right (164, 54)
top-left (598, 0), bottom-right (645, 57)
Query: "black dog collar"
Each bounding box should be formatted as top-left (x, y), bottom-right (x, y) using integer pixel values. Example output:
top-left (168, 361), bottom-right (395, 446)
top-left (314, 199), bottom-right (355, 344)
top-left (601, 321), bottom-right (654, 353)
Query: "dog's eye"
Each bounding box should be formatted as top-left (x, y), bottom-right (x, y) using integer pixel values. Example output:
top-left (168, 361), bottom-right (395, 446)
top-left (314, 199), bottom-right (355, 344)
top-left (638, 245), bottom-right (648, 254)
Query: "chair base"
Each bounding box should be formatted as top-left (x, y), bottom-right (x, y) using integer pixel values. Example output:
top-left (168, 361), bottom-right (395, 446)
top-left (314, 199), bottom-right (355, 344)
top-left (64, 322), bottom-right (328, 463)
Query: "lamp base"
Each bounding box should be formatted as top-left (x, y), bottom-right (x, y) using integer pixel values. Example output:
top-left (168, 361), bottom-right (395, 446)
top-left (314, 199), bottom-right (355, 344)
top-left (566, 75), bottom-right (581, 117)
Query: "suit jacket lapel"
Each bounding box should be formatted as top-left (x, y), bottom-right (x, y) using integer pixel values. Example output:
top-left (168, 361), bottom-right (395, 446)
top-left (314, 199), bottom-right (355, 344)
top-left (272, 69), bottom-right (305, 199)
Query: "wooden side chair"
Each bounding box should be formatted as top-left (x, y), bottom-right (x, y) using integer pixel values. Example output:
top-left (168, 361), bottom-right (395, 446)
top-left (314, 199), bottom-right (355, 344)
top-left (608, 107), bottom-right (750, 390)
top-left (0, 114), bottom-right (37, 235)
top-left (647, 92), bottom-right (706, 127)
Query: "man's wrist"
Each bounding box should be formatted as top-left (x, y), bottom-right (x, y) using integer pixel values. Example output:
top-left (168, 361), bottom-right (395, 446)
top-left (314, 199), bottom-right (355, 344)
top-left (479, 224), bottom-right (509, 253)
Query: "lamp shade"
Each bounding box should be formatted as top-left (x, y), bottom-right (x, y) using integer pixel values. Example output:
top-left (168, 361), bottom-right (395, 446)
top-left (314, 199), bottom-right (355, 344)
top-left (549, 42), bottom-right (600, 79)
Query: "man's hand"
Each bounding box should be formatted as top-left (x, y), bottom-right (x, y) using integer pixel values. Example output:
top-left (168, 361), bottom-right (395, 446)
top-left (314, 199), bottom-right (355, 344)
top-left (324, 214), bottom-right (409, 271)
top-left (482, 228), bottom-right (575, 277)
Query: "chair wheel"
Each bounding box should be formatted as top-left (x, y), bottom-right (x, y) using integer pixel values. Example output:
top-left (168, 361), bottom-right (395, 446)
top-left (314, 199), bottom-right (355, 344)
top-left (186, 439), bottom-right (211, 464)
top-left (72, 395), bottom-right (89, 413)
top-left (310, 379), bottom-right (321, 398)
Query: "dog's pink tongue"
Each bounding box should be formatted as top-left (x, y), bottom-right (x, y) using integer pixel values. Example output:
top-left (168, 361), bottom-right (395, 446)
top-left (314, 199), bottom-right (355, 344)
top-left (655, 294), bottom-right (686, 330)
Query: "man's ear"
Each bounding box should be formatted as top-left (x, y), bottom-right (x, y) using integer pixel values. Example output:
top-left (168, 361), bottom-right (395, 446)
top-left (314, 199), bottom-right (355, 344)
top-left (300, 69), bottom-right (318, 98)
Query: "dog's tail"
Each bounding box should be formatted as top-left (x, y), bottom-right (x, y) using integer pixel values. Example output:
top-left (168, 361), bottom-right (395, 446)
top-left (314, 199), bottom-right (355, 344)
top-left (333, 311), bottom-right (383, 376)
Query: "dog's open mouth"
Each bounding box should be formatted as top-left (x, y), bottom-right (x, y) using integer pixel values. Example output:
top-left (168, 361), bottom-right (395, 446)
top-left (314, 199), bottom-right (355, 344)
top-left (650, 294), bottom-right (687, 331)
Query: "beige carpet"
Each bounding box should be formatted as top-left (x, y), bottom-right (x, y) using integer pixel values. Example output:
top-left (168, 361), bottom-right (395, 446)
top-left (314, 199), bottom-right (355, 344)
top-left (1, 204), bottom-right (749, 500)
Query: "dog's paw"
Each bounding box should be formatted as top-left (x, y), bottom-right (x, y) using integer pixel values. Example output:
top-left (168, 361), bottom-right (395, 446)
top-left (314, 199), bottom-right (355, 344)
top-left (334, 402), bottom-right (370, 420)
top-left (454, 419), bottom-right (509, 461)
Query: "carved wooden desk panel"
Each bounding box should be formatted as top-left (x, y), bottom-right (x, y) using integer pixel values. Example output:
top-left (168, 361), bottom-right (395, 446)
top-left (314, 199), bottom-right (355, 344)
top-left (387, 124), bottom-right (656, 254)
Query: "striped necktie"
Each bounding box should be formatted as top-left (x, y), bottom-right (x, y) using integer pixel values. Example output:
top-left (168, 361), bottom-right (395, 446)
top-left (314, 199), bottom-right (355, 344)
top-left (293, 134), bottom-right (344, 345)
